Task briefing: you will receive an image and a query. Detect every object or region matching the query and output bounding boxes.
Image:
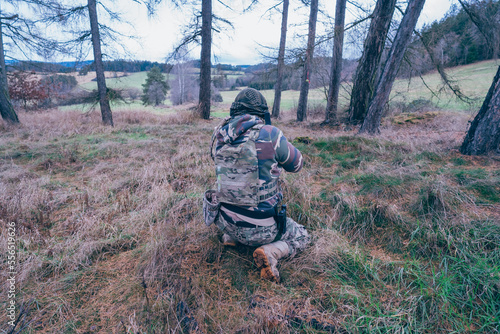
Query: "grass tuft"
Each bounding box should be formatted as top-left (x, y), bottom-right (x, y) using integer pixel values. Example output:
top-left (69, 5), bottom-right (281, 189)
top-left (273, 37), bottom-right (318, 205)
top-left (1, 106), bottom-right (499, 333)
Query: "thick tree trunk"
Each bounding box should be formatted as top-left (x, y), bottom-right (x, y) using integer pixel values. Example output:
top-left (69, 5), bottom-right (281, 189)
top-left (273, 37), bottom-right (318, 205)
top-left (460, 66), bottom-right (500, 155)
top-left (324, 0), bottom-right (347, 125)
top-left (88, 0), bottom-right (113, 126)
top-left (272, 0), bottom-right (289, 119)
top-left (0, 83), bottom-right (18, 124)
top-left (198, 0), bottom-right (212, 120)
top-left (0, 13), bottom-right (19, 124)
top-left (359, 0), bottom-right (426, 134)
top-left (296, 0), bottom-right (318, 122)
top-left (349, 0), bottom-right (397, 124)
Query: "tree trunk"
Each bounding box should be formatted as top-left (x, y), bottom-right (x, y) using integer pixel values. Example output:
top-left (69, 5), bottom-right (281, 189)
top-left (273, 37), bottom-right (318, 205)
top-left (359, 0), bottom-right (426, 134)
top-left (460, 65), bottom-right (500, 155)
top-left (324, 0), bottom-right (347, 125)
top-left (88, 0), bottom-right (113, 126)
top-left (296, 0), bottom-right (319, 122)
top-left (0, 11), bottom-right (19, 124)
top-left (198, 0), bottom-right (212, 120)
top-left (348, 0), bottom-right (397, 124)
top-left (272, 0), bottom-right (289, 119)
top-left (0, 83), bottom-right (18, 124)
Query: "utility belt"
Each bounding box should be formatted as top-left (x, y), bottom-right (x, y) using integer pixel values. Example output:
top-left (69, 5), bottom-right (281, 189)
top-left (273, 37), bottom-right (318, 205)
top-left (220, 202), bottom-right (287, 242)
top-left (203, 190), bottom-right (287, 242)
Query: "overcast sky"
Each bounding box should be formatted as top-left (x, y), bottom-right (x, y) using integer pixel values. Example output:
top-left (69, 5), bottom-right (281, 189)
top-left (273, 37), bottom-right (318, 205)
top-left (7, 0), bottom-right (457, 65)
top-left (112, 0), bottom-right (457, 65)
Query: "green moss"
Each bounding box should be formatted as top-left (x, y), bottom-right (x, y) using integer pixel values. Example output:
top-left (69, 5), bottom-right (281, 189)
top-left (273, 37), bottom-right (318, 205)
top-left (416, 151), bottom-right (444, 163)
top-left (467, 182), bottom-right (500, 203)
top-left (450, 168), bottom-right (488, 184)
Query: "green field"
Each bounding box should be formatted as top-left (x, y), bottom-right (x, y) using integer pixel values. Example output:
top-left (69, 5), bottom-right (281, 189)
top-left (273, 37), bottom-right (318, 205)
top-left (391, 59), bottom-right (499, 111)
top-left (68, 59), bottom-right (499, 118)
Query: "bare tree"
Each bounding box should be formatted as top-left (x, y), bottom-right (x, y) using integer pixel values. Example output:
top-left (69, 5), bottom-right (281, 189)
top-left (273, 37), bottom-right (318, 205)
top-left (324, 0), bottom-right (347, 125)
top-left (359, 0), bottom-right (426, 134)
top-left (88, 0), bottom-right (113, 126)
top-left (198, 0), bottom-right (212, 119)
top-left (0, 0), bottom-right (73, 124)
top-left (0, 0), bottom-right (57, 124)
top-left (171, 54), bottom-right (198, 105)
top-left (271, 0), bottom-right (289, 119)
top-left (348, 0), bottom-right (397, 124)
top-left (297, 0), bottom-right (319, 122)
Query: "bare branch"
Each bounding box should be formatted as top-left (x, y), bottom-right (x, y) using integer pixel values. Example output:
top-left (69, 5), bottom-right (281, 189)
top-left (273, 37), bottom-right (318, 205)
top-left (415, 29), bottom-right (472, 103)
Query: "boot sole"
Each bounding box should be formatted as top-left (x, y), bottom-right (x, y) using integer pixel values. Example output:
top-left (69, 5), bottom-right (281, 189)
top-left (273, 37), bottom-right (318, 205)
top-left (253, 248), bottom-right (279, 282)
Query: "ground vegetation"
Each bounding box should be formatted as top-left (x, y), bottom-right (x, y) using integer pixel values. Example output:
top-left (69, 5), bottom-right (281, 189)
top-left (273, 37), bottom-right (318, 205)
top-left (0, 61), bottom-right (498, 331)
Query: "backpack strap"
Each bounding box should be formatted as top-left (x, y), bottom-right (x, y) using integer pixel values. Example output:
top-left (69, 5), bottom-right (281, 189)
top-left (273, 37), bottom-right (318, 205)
top-left (251, 123), bottom-right (279, 202)
top-left (210, 116), bottom-right (231, 161)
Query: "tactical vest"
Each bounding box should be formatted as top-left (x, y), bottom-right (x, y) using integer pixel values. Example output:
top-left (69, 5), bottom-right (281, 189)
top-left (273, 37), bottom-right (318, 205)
top-left (214, 123), bottom-right (278, 206)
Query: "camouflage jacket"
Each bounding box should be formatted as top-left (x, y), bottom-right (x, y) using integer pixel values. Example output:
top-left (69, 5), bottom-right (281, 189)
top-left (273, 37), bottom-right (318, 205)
top-left (213, 114), bottom-right (303, 218)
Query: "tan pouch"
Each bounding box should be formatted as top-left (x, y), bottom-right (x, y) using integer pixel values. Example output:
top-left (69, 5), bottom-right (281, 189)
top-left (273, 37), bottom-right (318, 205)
top-left (203, 190), bottom-right (220, 226)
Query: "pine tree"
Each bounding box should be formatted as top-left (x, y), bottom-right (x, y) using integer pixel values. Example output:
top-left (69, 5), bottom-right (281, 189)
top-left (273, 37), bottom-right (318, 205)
top-left (142, 66), bottom-right (169, 106)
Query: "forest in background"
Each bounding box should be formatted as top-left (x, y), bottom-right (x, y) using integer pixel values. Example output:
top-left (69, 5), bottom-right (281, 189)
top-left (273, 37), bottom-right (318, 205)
top-left (3, 0), bottom-right (500, 112)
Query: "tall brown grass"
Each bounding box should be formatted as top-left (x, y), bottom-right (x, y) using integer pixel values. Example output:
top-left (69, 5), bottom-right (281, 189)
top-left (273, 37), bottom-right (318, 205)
top-left (1, 107), bottom-right (498, 333)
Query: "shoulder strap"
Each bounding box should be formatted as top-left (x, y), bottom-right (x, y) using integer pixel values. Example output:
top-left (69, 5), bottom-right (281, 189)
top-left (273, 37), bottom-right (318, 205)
top-left (210, 116), bottom-right (231, 161)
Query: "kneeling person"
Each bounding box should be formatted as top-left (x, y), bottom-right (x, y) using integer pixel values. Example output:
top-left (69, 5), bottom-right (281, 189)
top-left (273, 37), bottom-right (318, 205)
top-left (209, 88), bottom-right (310, 282)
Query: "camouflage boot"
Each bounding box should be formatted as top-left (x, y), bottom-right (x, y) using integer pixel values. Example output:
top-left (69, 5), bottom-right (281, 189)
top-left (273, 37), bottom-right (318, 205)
top-left (222, 233), bottom-right (237, 247)
top-left (253, 241), bottom-right (289, 282)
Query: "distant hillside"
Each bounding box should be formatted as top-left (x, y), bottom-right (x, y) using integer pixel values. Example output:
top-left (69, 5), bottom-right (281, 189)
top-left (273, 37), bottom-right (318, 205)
top-left (6, 60), bottom-right (93, 73)
top-left (400, 0), bottom-right (500, 77)
top-left (5, 59), bottom-right (254, 75)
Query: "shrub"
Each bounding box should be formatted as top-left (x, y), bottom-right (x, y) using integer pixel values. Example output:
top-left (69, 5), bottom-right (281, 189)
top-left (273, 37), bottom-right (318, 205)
top-left (8, 71), bottom-right (49, 110)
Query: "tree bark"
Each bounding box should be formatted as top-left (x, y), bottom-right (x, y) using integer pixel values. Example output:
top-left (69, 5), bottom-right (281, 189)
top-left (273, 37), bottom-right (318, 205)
top-left (460, 65), bottom-right (500, 155)
top-left (349, 0), bottom-right (397, 124)
top-left (0, 83), bottom-right (18, 124)
top-left (0, 7), bottom-right (19, 124)
top-left (359, 0), bottom-right (426, 134)
top-left (88, 0), bottom-right (113, 126)
top-left (1, 4), bottom-right (22, 122)
top-left (272, 0), bottom-right (289, 119)
top-left (296, 0), bottom-right (319, 122)
top-left (198, 0), bottom-right (212, 120)
top-left (324, 0), bottom-right (347, 125)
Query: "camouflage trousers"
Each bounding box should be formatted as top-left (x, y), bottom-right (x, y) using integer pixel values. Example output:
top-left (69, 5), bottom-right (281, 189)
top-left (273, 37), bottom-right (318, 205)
top-left (215, 214), bottom-right (310, 258)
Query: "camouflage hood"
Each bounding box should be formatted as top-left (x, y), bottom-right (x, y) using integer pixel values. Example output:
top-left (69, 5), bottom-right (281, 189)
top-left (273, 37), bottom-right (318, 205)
top-left (230, 88), bottom-right (271, 125)
top-left (218, 114), bottom-right (263, 144)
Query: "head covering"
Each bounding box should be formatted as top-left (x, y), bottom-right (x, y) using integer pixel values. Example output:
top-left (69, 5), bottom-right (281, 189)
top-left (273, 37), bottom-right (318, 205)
top-left (230, 88), bottom-right (271, 124)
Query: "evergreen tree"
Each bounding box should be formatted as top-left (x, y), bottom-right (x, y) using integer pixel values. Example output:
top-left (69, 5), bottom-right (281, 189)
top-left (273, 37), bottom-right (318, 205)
top-left (142, 66), bottom-right (169, 106)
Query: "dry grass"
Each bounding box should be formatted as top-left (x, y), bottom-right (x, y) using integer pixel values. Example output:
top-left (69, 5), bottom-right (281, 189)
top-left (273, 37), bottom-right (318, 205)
top-left (1, 106), bottom-right (498, 333)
